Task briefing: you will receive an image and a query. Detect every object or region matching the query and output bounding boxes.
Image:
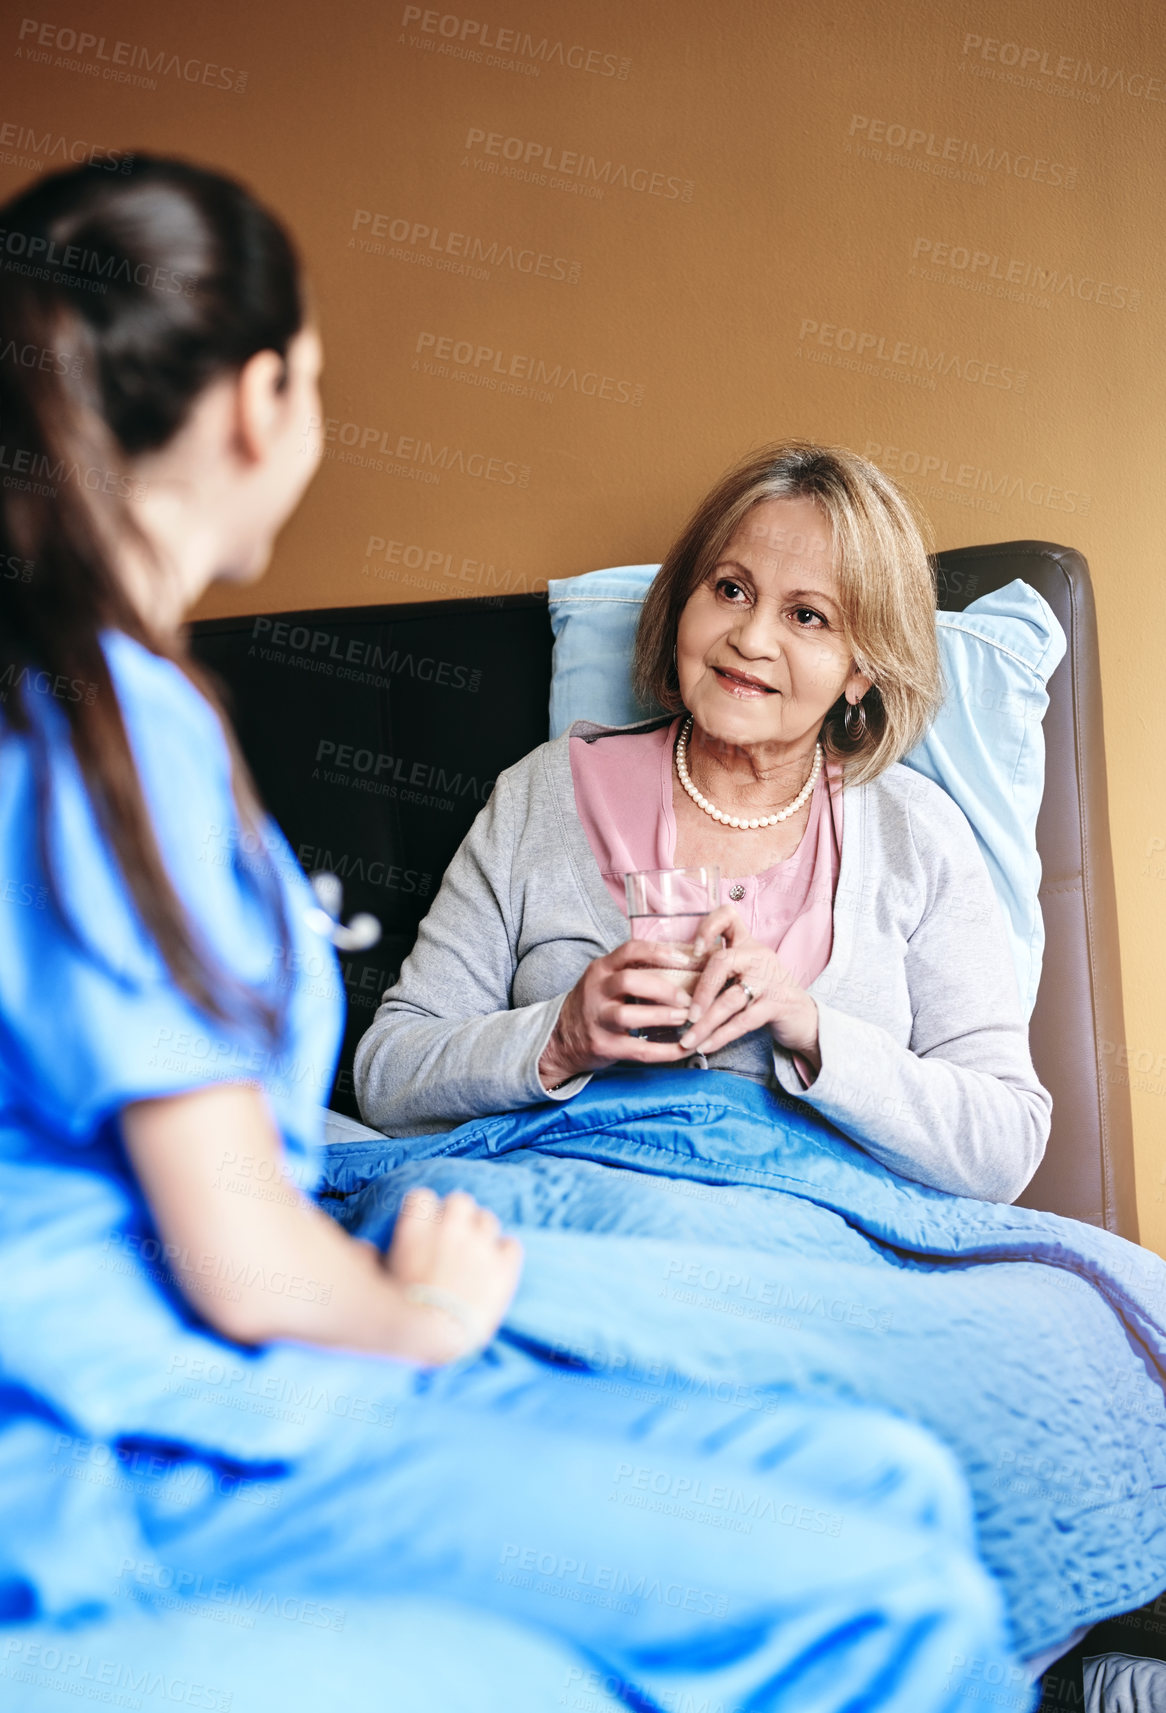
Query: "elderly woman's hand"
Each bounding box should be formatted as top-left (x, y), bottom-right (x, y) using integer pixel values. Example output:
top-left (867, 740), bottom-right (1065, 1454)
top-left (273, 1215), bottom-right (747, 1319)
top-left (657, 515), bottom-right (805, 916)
top-left (677, 904), bottom-right (822, 1071)
top-left (538, 940), bottom-right (703, 1089)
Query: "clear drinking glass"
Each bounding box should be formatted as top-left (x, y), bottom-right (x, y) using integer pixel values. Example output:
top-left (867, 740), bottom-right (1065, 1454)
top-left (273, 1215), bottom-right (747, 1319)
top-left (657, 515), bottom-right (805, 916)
top-left (623, 866), bottom-right (720, 1043)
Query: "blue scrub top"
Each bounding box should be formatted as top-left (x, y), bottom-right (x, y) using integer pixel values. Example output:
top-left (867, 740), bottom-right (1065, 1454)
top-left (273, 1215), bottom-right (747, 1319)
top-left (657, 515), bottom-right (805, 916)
top-left (0, 630), bottom-right (344, 1191)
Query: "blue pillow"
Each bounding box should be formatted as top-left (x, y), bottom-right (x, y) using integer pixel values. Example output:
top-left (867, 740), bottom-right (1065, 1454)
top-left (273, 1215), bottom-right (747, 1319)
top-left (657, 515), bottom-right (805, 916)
top-left (548, 566), bottom-right (1066, 1019)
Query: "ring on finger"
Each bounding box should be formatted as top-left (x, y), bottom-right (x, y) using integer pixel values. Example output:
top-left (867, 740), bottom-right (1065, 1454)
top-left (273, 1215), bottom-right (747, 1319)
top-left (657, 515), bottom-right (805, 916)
top-left (739, 981), bottom-right (757, 1006)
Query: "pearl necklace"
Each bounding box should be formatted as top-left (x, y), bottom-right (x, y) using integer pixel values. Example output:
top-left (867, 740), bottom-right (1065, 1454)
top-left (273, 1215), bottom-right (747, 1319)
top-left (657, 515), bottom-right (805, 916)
top-left (675, 715), bottom-right (822, 830)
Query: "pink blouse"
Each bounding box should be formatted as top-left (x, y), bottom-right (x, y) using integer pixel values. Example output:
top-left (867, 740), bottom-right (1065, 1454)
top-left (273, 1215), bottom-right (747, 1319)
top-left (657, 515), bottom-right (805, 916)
top-left (569, 717), bottom-right (844, 1085)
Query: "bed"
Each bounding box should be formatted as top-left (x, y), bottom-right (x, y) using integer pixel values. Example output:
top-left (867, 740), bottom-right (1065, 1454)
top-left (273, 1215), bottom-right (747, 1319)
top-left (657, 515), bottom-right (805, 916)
top-left (1, 540), bottom-right (1155, 1710)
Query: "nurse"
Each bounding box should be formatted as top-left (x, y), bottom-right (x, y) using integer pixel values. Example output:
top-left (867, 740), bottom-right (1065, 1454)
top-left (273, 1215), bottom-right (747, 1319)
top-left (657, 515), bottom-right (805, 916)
top-left (0, 156), bottom-right (1028, 1712)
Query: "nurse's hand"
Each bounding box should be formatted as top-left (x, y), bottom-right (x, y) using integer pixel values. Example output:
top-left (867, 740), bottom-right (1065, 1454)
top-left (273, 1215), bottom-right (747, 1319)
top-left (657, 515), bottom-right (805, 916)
top-left (538, 939), bottom-right (704, 1089)
top-left (384, 1188), bottom-right (524, 1365)
top-left (677, 904), bottom-right (822, 1074)
top-left (123, 1082), bottom-right (522, 1366)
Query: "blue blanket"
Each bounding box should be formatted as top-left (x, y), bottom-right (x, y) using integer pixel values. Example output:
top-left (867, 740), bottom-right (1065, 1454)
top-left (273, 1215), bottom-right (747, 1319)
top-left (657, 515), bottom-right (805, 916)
top-left (325, 1069), bottom-right (1166, 1659)
top-left (0, 1101), bottom-right (1034, 1713)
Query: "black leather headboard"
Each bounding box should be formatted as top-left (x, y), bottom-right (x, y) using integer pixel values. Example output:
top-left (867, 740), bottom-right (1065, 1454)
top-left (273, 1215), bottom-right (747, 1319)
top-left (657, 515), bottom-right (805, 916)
top-left (934, 544), bottom-right (1135, 1238)
top-left (191, 540), bottom-right (1136, 1238)
top-left (191, 597), bottom-right (555, 1117)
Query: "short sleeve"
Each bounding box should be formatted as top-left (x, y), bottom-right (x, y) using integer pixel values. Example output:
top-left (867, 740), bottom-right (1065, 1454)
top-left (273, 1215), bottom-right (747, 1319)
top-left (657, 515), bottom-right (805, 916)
top-left (0, 634), bottom-right (343, 1176)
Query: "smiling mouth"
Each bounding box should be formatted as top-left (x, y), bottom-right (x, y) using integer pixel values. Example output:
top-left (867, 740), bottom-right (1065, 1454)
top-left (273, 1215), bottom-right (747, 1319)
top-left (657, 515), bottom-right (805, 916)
top-left (713, 667), bottom-right (778, 694)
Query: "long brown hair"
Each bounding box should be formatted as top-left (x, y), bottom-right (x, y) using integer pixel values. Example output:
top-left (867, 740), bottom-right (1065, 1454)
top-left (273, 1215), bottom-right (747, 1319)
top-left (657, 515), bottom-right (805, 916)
top-left (634, 441), bottom-right (944, 787)
top-left (0, 157), bottom-right (305, 1033)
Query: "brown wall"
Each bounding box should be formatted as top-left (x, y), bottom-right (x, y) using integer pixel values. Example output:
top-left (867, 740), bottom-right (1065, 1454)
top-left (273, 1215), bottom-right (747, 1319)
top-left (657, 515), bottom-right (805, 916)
top-left (7, 0), bottom-right (1166, 1244)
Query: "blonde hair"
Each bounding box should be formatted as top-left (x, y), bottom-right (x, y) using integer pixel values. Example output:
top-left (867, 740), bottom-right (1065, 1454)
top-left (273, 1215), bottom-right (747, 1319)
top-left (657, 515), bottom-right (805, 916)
top-left (633, 440), bottom-right (944, 787)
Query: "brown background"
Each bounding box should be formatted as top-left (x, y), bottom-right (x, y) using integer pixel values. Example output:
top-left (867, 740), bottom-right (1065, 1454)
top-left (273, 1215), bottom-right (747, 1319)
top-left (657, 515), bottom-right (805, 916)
top-left (6, 0), bottom-right (1165, 1245)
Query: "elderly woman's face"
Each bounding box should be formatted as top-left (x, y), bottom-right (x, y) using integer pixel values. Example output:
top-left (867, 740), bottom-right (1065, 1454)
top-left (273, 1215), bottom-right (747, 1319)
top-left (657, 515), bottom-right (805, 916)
top-left (675, 496), bottom-right (870, 750)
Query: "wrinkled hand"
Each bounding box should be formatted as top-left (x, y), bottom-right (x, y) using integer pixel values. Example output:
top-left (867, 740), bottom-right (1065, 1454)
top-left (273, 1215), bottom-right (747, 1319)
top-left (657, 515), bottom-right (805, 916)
top-left (384, 1188), bottom-right (523, 1365)
top-left (678, 904), bottom-right (821, 1066)
top-left (538, 939), bottom-right (705, 1088)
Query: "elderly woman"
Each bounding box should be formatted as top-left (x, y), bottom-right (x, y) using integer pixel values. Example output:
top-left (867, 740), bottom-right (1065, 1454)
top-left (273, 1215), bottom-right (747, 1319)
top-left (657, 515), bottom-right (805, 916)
top-left (355, 442), bottom-right (1051, 1204)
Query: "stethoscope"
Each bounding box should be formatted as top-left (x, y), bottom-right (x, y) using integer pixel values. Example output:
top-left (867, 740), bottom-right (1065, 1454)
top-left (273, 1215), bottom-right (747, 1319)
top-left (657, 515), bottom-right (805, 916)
top-left (303, 871), bottom-right (382, 953)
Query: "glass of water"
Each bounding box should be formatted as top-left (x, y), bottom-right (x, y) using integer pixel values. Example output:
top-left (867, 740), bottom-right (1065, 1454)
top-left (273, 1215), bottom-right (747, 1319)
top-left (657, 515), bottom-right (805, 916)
top-left (623, 866), bottom-right (721, 1043)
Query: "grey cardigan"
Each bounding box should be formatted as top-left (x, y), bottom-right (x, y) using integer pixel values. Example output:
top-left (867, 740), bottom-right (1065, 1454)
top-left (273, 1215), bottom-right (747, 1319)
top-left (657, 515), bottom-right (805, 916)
top-left (354, 719), bottom-right (1052, 1203)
